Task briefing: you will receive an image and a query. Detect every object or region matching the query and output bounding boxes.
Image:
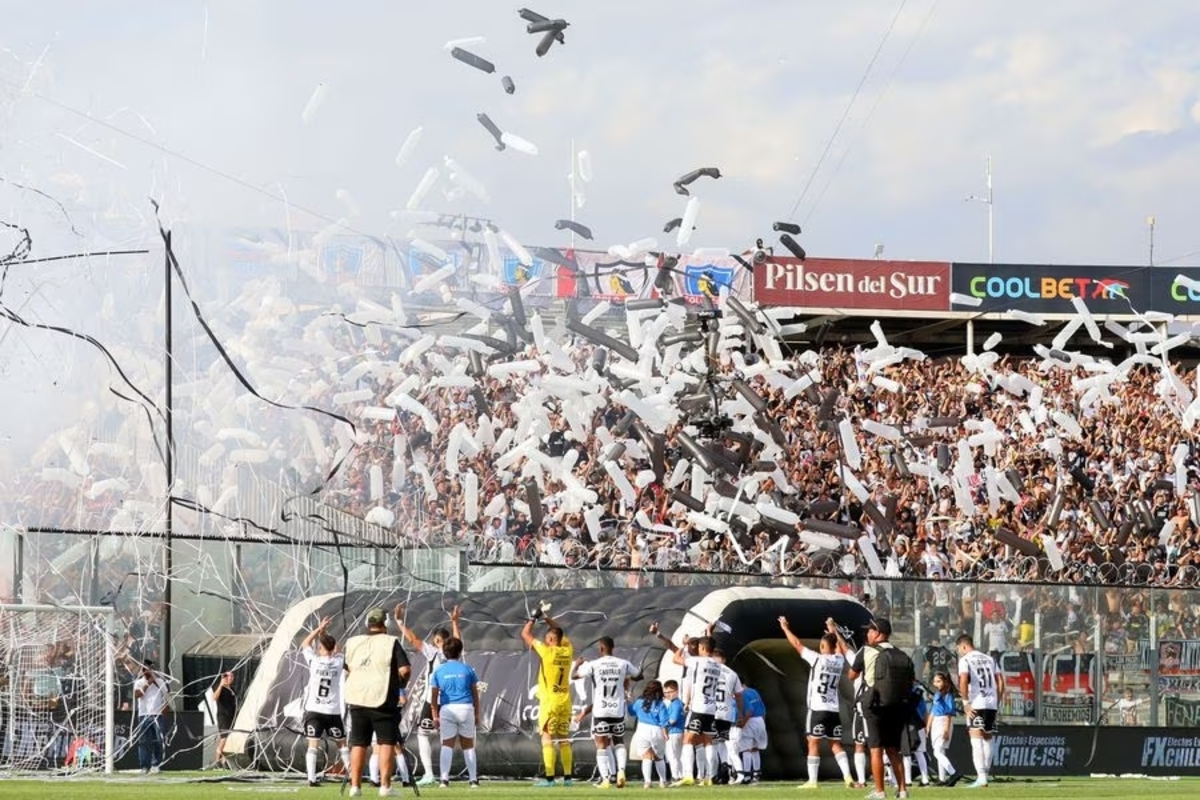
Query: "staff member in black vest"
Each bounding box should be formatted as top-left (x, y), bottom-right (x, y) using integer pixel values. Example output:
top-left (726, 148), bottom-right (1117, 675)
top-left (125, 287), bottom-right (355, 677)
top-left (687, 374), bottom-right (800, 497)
top-left (343, 608), bottom-right (412, 798)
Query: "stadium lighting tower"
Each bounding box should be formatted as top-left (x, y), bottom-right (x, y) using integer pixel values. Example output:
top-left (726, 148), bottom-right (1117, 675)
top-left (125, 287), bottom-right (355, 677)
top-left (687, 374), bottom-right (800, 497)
top-left (965, 155), bottom-right (994, 263)
top-left (1147, 215), bottom-right (1157, 266)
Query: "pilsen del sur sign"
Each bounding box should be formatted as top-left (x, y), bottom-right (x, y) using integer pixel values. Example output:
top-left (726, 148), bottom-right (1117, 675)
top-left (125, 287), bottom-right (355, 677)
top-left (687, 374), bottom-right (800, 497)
top-left (753, 257), bottom-right (950, 311)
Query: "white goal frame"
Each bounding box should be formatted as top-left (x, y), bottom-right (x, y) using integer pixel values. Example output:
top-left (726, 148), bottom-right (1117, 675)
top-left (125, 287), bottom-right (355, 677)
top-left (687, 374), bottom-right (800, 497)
top-left (1, 604), bottom-right (116, 775)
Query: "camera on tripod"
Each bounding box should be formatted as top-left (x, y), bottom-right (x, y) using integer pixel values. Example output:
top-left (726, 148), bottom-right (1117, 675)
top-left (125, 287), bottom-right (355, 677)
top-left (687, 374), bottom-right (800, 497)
top-left (752, 238), bottom-right (772, 266)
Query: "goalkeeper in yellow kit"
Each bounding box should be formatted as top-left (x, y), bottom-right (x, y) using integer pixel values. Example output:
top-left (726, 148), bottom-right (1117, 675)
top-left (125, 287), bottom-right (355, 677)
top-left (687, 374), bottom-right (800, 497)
top-left (521, 602), bottom-right (575, 787)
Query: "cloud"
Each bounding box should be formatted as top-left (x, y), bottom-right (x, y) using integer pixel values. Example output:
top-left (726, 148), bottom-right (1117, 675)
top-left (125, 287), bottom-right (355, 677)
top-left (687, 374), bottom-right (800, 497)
top-left (0, 0), bottom-right (1199, 265)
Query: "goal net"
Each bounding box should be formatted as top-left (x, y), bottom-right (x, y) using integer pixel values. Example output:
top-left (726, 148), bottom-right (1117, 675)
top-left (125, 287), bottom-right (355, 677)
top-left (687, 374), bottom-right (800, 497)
top-left (1, 605), bottom-right (115, 774)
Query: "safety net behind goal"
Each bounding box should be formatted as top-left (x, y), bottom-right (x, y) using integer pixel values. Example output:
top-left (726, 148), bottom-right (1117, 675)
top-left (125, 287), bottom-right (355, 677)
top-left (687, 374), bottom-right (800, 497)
top-left (1, 605), bottom-right (115, 774)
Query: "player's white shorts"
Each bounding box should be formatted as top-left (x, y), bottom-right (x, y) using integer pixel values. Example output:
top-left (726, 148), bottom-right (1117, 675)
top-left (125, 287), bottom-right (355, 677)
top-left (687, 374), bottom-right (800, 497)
top-left (931, 722), bottom-right (952, 751)
top-left (727, 723), bottom-right (742, 753)
top-left (438, 704), bottom-right (476, 740)
top-left (630, 724), bottom-right (667, 757)
top-left (738, 717), bottom-right (768, 752)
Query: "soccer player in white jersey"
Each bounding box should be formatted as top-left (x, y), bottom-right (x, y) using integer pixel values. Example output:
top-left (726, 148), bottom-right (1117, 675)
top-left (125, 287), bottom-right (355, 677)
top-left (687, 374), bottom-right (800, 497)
top-left (710, 648), bottom-right (744, 784)
top-left (956, 634), bottom-right (1004, 789)
top-left (674, 635), bottom-right (722, 787)
top-left (298, 616), bottom-right (350, 787)
top-left (572, 636), bottom-right (640, 788)
top-left (828, 620), bottom-right (870, 787)
top-left (780, 616), bottom-right (854, 789)
top-left (397, 604), bottom-right (462, 786)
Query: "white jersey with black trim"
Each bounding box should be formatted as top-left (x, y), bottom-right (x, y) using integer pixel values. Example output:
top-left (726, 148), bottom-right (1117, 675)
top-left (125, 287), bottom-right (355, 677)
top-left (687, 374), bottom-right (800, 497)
top-left (684, 655), bottom-right (722, 715)
top-left (958, 649), bottom-right (999, 710)
top-left (715, 663), bottom-right (743, 722)
top-left (577, 655), bottom-right (640, 718)
top-left (420, 641), bottom-right (447, 703)
top-left (801, 650), bottom-right (845, 713)
top-left (302, 648), bottom-right (345, 716)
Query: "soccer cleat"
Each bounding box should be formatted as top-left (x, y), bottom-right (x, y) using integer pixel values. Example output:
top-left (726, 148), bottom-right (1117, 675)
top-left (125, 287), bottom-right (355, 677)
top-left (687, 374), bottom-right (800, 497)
top-left (534, 779), bottom-right (557, 788)
top-left (616, 771), bottom-right (626, 789)
top-left (348, 789), bottom-right (363, 798)
top-left (564, 779), bottom-right (574, 788)
top-left (417, 776), bottom-right (437, 787)
top-left (379, 788), bottom-right (399, 798)
top-left (598, 780), bottom-right (612, 789)
top-left (670, 778), bottom-right (695, 787)
top-left (943, 773), bottom-right (961, 788)
top-left (701, 779), bottom-right (713, 787)
top-left (845, 777), bottom-right (855, 789)
top-left (440, 781), bottom-right (450, 788)
top-left (469, 782), bottom-right (480, 789)
top-left (799, 782), bottom-right (819, 790)
top-left (966, 780), bottom-right (988, 789)
top-left (897, 792), bottom-right (909, 799)
top-left (309, 780), bottom-right (321, 787)
top-left (864, 792), bottom-right (886, 800)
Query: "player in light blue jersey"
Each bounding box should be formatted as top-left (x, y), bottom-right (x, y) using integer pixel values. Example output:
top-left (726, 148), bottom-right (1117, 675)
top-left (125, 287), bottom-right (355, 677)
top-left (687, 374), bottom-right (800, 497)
top-left (662, 680), bottom-right (686, 780)
top-left (736, 685), bottom-right (768, 784)
top-left (430, 637), bottom-right (480, 788)
top-left (628, 681), bottom-right (670, 788)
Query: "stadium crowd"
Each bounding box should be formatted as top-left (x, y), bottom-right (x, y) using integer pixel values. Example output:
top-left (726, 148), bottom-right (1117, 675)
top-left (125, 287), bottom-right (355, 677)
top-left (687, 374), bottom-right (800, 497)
top-left (317, 324), bottom-right (1200, 588)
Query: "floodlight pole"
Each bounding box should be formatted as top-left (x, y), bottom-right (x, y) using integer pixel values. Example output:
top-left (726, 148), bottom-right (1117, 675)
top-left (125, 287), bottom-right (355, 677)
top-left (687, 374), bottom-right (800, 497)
top-left (568, 139), bottom-right (577, 250)
top-left (1148, 215), bottom-right (1157, 266)
top-left (986, 155), bottom-right (994, 264)
top-left (163, 235), bottom-right (174, 683)
top-left (966, 155), bottom-right (994, 264)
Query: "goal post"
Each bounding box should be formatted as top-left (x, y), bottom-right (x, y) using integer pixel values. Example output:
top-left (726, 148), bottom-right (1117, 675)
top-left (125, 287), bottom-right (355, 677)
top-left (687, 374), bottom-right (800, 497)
top-left (1, 604), bottom-right (116, 775)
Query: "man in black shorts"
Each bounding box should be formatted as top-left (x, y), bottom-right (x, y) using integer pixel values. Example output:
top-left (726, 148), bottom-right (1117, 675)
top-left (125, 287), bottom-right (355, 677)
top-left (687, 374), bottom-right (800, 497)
top-left (343, 607), bottom-right (412, 798)
top-left (211, 671), bottom-right (237, 769)
top-left (848, 619), bottom-right (914, 800)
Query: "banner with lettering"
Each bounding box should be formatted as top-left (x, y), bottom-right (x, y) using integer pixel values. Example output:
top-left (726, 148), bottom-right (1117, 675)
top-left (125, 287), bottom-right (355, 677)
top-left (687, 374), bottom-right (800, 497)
top-left (1165, 696), bottom-right (1200, 728)
top-left (753, 257), bottom-right (950, 311)
top-left (943, 726), bottom-right (1200, 775)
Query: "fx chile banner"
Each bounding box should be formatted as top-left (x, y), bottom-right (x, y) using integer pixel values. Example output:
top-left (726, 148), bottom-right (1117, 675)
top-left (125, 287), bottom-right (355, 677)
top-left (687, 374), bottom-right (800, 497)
top-left (752, 257), bottom-right (949, 311)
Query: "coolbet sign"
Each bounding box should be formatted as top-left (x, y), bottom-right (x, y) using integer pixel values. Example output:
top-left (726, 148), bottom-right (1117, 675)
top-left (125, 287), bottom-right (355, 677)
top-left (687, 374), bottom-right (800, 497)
top-left (753, 258), bottom-right (949, 311)
top-left (950, 263), bottom-right (1140, 313)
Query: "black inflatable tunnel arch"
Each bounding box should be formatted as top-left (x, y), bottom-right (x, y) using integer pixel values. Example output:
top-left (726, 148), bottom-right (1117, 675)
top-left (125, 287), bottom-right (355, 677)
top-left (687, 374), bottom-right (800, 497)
top-left (228, 586), bottom-right (871, 781)
top-left (653, 586), bottom-right (873, 781)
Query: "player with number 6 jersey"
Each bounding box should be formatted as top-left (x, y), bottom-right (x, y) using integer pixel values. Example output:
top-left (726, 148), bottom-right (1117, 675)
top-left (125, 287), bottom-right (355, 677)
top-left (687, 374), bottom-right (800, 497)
top-left (779, 616), bottom-right (855, 789)
top-left (298, 616), bottom-right (350, 787)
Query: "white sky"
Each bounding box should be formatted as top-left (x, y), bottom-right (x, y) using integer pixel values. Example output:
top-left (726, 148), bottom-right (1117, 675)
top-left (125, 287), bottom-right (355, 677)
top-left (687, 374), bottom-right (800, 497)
top-left (2, 0), bottom-right (1200, 266)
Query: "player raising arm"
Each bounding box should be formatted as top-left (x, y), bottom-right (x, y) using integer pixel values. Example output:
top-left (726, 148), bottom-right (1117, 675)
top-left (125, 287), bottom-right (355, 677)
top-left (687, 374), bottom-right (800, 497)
top-left (780, 616), bottom-right (854, 789)
top-left (522, 603), bottom-right (575, 787)
top-left (396, 603), bottom-right (462, 786)
top-left (298, 617), bottom-right (350, 787)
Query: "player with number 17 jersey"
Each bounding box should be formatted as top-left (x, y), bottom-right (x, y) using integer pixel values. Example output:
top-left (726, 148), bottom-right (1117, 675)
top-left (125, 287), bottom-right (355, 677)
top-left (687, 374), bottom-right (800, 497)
top-left (578, 655), bottom-right (640, 720)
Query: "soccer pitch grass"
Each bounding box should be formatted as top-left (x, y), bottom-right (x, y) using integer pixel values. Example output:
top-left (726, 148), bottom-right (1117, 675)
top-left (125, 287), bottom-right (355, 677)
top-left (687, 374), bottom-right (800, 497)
top-left (1, 777), bottom-right (1199, 799)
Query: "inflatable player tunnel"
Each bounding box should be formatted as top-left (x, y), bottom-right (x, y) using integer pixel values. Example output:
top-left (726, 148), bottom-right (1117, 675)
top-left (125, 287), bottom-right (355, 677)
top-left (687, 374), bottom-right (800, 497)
top-left (226, 586), bottom-right (872, 781)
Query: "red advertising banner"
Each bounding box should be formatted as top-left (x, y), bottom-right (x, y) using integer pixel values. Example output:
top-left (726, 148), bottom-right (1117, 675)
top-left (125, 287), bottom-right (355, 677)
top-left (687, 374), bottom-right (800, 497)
top-left (753, 257), bottom-right (950, 311)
